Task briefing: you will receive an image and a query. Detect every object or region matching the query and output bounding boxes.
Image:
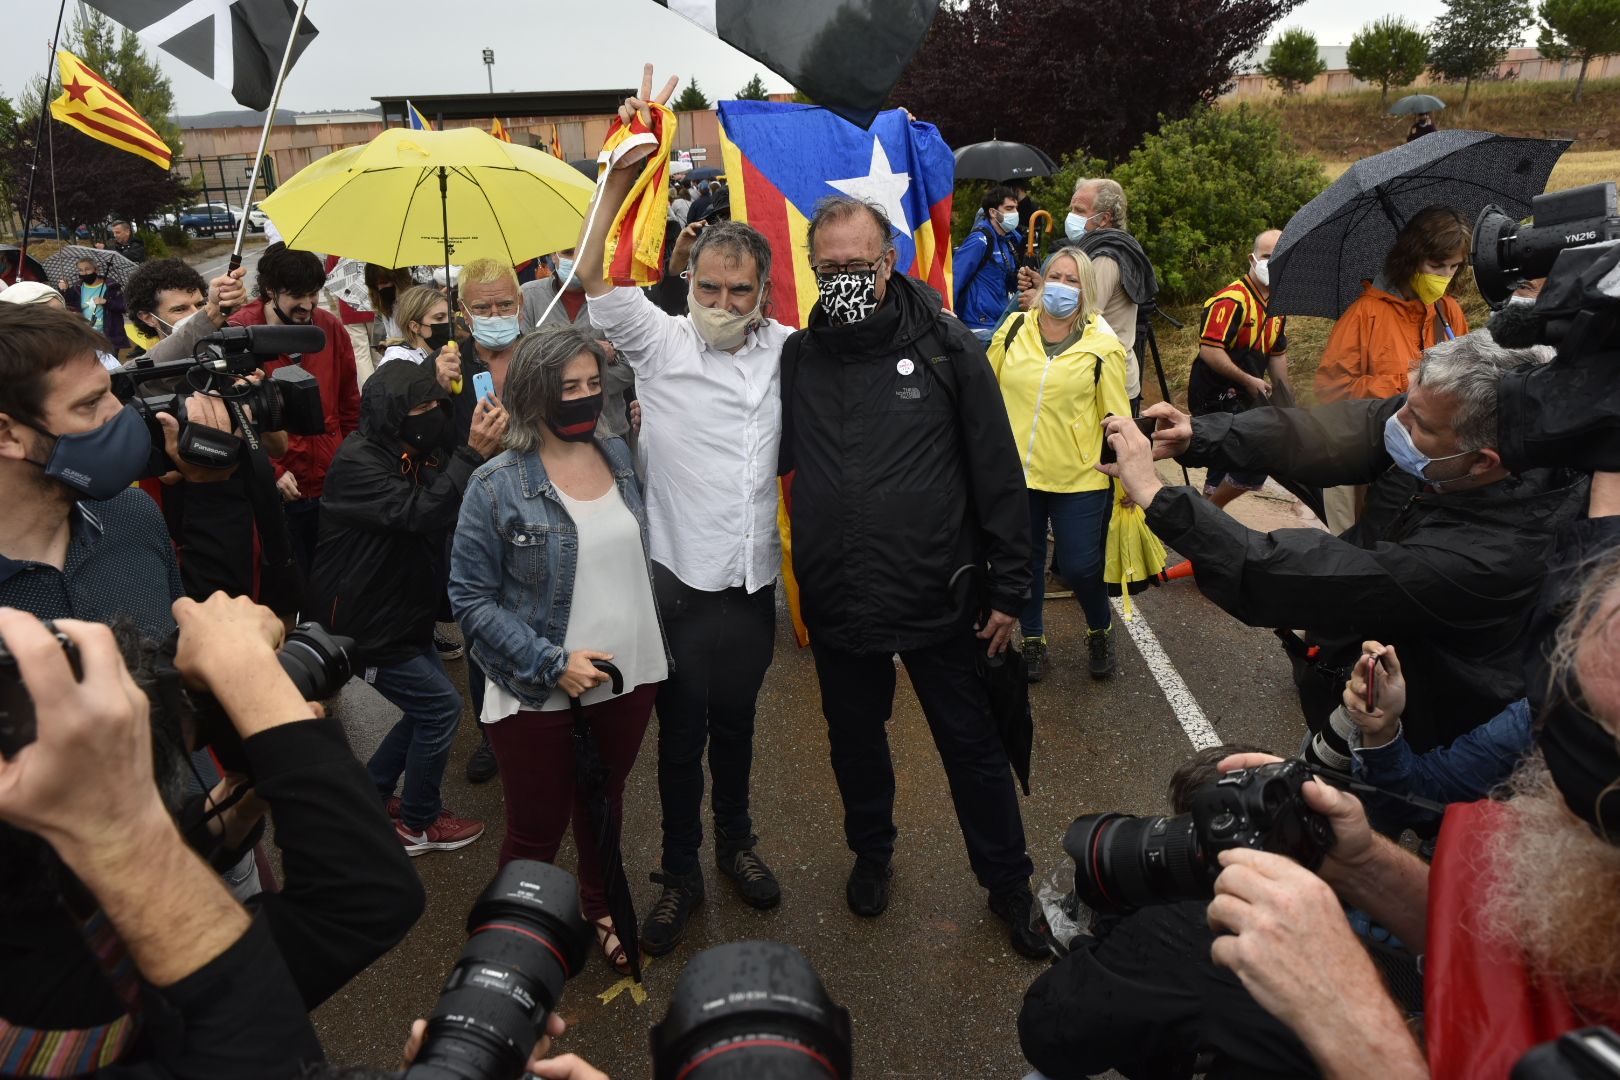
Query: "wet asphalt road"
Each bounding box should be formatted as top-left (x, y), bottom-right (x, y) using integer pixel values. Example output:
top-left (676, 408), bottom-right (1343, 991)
top-left (307, 463), bottom-right (1314, 1079)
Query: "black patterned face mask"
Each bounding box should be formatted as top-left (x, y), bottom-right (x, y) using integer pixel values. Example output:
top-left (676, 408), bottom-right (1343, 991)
top-left (817, 270), bottom-right (880, 326)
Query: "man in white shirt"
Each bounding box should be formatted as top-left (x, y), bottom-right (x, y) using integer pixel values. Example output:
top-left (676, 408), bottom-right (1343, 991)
top-left (577, 69), bottom-right (789, 959)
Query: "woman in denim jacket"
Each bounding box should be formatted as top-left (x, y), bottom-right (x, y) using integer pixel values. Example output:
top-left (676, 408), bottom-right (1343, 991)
top-left (449, 326), bottom-right (667, 974)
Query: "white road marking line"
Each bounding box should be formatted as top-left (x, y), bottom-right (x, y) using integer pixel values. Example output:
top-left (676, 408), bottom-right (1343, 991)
top-left (1111, 597), bottom-right (1219, 750)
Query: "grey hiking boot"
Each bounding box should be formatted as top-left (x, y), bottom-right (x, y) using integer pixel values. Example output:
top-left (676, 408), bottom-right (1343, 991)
top-left (1087, 624), bottom-right (1117, 679)
top-left (1022, 636), bottom-right (1048, 683)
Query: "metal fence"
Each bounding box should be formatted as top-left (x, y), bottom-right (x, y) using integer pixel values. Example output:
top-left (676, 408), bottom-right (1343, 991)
top-left (169, 153), bottom-right (278, 217)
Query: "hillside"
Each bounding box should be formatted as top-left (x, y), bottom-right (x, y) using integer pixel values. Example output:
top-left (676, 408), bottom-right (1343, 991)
top-left (1247, 77), bottom-right (1620, 161)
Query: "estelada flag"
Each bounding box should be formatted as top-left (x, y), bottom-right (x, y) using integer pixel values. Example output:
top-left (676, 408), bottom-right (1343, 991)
top-left (490, 117), bottom-right (512, 143)
top-left (596, 102), bottom-right (675, 286)
top-left (406, 101), bottom-right (433, 131)
top-left (717, 101), bottom-right (956, 646)
top-left (716, 100), bottom-right (955, 329)
top-left (50, 50), bottom-right (172, 170)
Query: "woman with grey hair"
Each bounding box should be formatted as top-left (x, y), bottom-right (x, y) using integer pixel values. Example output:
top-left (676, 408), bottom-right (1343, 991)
top-left (988, 246), bottom-right (1132, 682)
top-left (449, 325), bottom-right (667, 975)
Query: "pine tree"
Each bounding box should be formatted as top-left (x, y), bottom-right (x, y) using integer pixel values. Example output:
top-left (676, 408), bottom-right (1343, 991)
top-left (1346, 17), bottom-right (1430, 106)
top-left (1260, 28), bottom-right (1328, 95)
top-left (735, 73), bottom-right (770, 100)
top-left (1537, 0), bottom-right (1620, 103)
top-left (1428, 0), bottom-right (1533, 115)
top-left (671, 79), bottom-right (713, 112)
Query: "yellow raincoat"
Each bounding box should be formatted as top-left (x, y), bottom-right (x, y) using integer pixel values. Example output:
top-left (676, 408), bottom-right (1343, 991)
top-left (988, 311), bottom-right (1130, 492)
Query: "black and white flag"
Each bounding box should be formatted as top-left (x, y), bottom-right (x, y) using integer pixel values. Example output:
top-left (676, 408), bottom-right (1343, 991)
top-left (652, 0), bottom-right (940, 128)
top-left (84, 0), bottom-right (319, 111)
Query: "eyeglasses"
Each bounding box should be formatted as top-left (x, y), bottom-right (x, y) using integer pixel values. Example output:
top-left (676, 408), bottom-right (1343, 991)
top-left (812, 260), bottom-right (882, 277)
top-left (465, 299), bottom-right (519, 317)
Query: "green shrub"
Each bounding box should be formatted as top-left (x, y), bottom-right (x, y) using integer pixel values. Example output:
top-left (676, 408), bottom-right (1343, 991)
top-left (135, 227), bottom-right (168, 259)
top-left (159, 223), bottom-right (190, 250)
top-left (1113, 103), bottom-right (1328, 303)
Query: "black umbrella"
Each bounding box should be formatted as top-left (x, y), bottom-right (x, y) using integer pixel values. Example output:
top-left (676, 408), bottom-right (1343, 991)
top-left (953, 140), bottom-right (1055, 182)
top-left (569, 659), bottom-right (643, 981)
top-left (1269, 131), bottom-right (1570, 318)
top-left (42, 245), bottom-right (140, 290)
top-left (569, 158), bottom-right (598, 181)
top-left (0, 245), bottom-right (47, 286)
top-left (685, 167), bottom-right (723, 183)
top-left (1390, 94), bottom-right (1446, 116)
top-left (950, 565), bottom-right (1032, 795)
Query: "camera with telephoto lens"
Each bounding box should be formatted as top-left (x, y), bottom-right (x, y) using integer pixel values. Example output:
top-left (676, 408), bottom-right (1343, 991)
top-left (1471, 181), bottom-right (1620, 472)
top-left (112, 323), bottom-right (328, 474)
top-left (404, 860), bottom-right (590, 1080)
top-left (1513, 1026), bottom-right (1620, 1079)
top-left (651, 941), bottom-right (853, 1080)
top-left (1064, 759), bottom-right (1335, 915)
top-left (186, 621), bottom-right (353, 773)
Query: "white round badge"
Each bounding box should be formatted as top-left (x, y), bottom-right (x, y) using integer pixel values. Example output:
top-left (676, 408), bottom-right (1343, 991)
top-left (897, 358), bottom-right (915, 375)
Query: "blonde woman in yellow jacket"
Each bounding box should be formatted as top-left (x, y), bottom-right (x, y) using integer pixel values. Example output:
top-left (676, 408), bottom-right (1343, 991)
top-left (988, 247), bottom-right (1130, 681)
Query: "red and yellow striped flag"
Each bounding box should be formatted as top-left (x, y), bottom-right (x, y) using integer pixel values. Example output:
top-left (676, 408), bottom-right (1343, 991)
top-left (550, 123), bottom-right (566, 161)
top-left (490, 117), bottom-right (512, 143)
top-left (50, 50), bottom-right (172, 170)
top-left (597, 102), bottom-right (675, 286)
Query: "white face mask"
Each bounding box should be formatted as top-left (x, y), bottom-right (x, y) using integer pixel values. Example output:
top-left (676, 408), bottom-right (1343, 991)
top-left (1065, 212), bottom-right (1089, 241)
top-left (1250, 255), bottom-right (1271, 288)
top-left (1000, 209), bottom-right (1020, 233)
top-left (688, 290), bottom-right (761, 352)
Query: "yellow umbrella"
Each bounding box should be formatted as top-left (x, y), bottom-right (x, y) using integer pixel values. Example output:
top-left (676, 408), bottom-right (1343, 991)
top-left (1104, 486), bottom-right (1169, 620)
top-left (258, 126), bottom-right (596, 273)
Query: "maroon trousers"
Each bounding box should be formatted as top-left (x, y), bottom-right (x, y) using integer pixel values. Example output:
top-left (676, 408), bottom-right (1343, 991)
top-left (484, 683), bottom-right (657, 920)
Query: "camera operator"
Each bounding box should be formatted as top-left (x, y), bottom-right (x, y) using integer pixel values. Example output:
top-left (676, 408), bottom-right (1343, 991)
top-left (1198, 471), bottom-right (1620, 1078)
top-left (0, 592), bottom-right (424, 1074)
top-left (1100, 330), bottom-right (1590, 756)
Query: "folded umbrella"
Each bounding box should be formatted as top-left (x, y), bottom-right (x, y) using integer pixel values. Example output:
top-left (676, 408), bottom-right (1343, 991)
top-left (1269, 131), bottom-right (1570, 318)
top-left (953, 139), bottom-right (1055, 182)
top-left (259, 127), bottom-right (596, 288)
top-left (1390, 94), bottom-right (1446, 116)
top-left (42, 245), bottom-right (139, 289)
top-left (950, 564), bottom-right (1032, 795)
top-left (568, 659), bottom-right (642, 982)
top-left (1104, 488), bottom-right (1169, 620)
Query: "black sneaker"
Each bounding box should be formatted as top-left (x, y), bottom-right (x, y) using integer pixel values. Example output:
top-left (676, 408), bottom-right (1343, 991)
top-left (716, 834), bottom-right (781, 909)
top-left (433, 622), bottom-right (464, 661)
top-left (465, 730), bottom-right (498, 784)
top-left (988, 884), bottom-right (1051, 959)
top-left (845, 855), bottom-right (892, 917)
top-left (641, 868), bottom-right (705, 957)
top-left (1022, 636), bottom-right (1048, 683)
top-left (1087, 624), bottom-right (1117, 679)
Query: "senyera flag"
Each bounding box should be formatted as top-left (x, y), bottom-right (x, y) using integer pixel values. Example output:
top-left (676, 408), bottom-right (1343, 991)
top-left (651, 0), bottom-right (940, 128)
top-left (490, 117), bottom-right (512, 143)
top-left (597, 102), bottom-right (675, 287)
top-left (716, 99), bottom-right (956, 645)
top-left (50, 50), bottom-right (173, 170)
top-left (85, 0), bottom-right (318, 112)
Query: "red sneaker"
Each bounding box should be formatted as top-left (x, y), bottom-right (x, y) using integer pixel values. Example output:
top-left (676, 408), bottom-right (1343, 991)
top-left (384, 795), bottom-right (401, 819)
top-left (396, 809), bottom-right (484, 856)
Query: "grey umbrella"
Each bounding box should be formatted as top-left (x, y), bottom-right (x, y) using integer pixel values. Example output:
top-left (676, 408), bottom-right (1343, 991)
top-left (42, 245), bottom-right (140, 290)
top-left (1268, 131), bottom-right (1570, 319)
top-left (1390, 94), bottom-right (1447, 116)
top-left (953, 140), bottom-right (1056, 181)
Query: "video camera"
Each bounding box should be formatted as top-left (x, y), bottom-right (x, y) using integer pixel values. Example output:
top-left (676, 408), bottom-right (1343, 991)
top-left (112, 324), bottom-right (328, 474)
top-left (1472, 181), bottom-right (1620, 472)
top-left (1063, 759), bottom-right (1335, 914)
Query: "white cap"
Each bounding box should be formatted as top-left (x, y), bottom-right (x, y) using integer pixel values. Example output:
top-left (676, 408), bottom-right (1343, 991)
top-left (0, 281), bottom-right (65, 306)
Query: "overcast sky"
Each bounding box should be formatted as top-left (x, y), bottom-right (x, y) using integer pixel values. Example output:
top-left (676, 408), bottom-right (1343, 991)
top-left (0, 0), bottom-right (1466, 117)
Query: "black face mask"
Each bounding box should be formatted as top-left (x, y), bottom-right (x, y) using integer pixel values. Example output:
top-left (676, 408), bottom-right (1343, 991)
top-left (546, 393), bottom-right (603, 442)
top-left (272, 295), bottom-right (307, 325)
top-left (398, 406), bottom-right (449, 453)
top-left (422, 322), bottom-right (453, 351)
top-left (80, 273), bottom-right (98, 285)
top-left (1538, 683), bottom-right (1620, 845)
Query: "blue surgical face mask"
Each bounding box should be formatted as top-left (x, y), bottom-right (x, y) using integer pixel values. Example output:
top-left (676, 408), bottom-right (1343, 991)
top-left (1383, 411), bottom-right (1475, 484)
top-left (1065, 212), bottom-right (1089, 241)
top-left (556, 257), bottom-right (575, 286)
top-left (470, 313), bottom-right (520, 349)
top-left (1042, 281), bottom-right (1081, 318)
top-left (1000, 210), bottom-right (1020, 233)
top-left (25, 404), bottom-right (150, 500)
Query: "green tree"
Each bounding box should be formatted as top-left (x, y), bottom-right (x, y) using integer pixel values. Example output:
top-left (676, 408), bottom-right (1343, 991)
top-left (671, 79), bottom-right (712, 112)
top-left (1346, 16), bottom-right (1431, 106)
top-left (1110, 103), bottom-right (1327, 302)
top-left (1537, 0), bottom-right (1620, 103)
top-left (1260, 28), bottom-right (1328, 95)
top-left (735, 73), bottom-right (770, 101)
top-left (1428, 0), bottom-right (1534, 115)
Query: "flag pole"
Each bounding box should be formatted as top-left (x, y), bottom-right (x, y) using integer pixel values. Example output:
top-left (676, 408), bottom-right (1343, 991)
top-left (19, 0), bottom-right (70, 268)
top-left (228, 0), bottom-right (313, 277)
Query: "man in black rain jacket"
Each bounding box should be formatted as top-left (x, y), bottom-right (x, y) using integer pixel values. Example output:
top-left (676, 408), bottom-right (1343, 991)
top-left (779, 195), bottom-right (1044, 958)
top-left (1100, 331), bottom-right (1589, 761)
top-left (311, 358), bottom-right (503, 854)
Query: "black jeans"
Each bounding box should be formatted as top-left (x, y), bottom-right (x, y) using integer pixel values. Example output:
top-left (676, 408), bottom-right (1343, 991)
top-left (652, 562), bottom-right (777, 876)
top-left (810, 627), bottom-right (1034, 894)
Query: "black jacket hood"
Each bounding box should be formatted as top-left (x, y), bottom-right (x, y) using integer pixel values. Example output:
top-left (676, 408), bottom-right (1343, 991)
top-left (359, 357), bottom-right (449, 447)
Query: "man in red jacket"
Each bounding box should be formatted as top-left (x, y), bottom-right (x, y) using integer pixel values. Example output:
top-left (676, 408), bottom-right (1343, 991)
top-left (230, 243), bottom-right (359, 576)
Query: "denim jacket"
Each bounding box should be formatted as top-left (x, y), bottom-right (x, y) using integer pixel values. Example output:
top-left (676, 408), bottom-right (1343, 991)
top-left (449, 435), bottom-right (667, 707)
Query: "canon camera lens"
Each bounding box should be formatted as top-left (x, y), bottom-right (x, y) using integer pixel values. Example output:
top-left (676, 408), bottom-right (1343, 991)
top-left (1064, 811), bottom-right (1208, 914)
top-left (277, 622), bottom-right (353, 702)
top-left (651, 941), bottom-right (852, 1080)
top-left (406, 860), bottom-right (590, 1080)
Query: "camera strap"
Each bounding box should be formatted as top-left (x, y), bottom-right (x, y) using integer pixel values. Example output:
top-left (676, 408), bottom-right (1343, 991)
top-left (1305, 762), bottom-right (1447, 816)
top-left (224, 397), bottom-right (302, 617)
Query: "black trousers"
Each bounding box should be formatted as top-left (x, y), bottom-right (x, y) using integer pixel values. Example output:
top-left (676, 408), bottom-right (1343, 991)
top-left (810, 627), bottom-right (1034, 894)
top-left (651, 562), bottom-right (776, 876)
top-left (1018, 902), bottom-right (1319, 1080)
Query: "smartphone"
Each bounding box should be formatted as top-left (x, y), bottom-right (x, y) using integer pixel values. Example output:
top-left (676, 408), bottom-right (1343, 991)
top-left (472, 370), bottom-right (495, 402)
top-left (1098, 416), bottom-right (1157, 466)
top-left (1365, 653), bottom-right (1381, 712)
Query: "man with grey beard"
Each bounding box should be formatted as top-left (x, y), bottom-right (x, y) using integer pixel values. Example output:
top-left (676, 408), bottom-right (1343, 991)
top-left (1200, 470), bottom-right (1620, 1079)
